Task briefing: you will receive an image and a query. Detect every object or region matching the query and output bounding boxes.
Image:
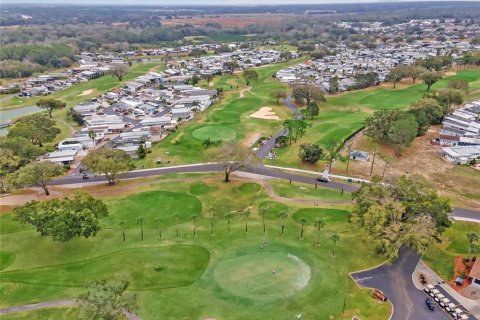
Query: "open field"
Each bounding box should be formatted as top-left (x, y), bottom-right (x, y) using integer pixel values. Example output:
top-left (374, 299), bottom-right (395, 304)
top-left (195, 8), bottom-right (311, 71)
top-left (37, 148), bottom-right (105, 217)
top-left (267, 70), bottom-right (480, 172)
top-left (160, 14), bottom-right (294, 28)
top-left (0, 175), bottom-right (390, 320)
top-left (423, 221), bottom-right (480, 281)
top-left (134, 59), bottom-right (301, 167)
top-left (0, 307), bottom-right (79, 320)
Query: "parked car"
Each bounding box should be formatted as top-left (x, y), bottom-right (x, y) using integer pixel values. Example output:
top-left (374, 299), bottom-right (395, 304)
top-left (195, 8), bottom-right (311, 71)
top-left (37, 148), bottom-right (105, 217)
top-left (315, 177), bottom-right (330, 183)
top-left (425, 298), bottom-right (435, 311)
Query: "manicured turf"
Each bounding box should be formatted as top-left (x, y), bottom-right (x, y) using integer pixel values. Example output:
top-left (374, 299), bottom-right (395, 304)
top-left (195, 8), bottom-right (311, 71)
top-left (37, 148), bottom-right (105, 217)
top-left (1, 246), bottom-right (209, 290)
top-left (213, 251), bottom-right (310, 301)
top-left (0, 307), bottom-right (79, 320)
top-left (235, 182), bottom-right (261, 194)
top-left (192, 125), bottom-right (237, 141)
top-left (105, 190), bottom-right (202, 227)
top-left (423, 221), bottom-right (480, 280)
top-left (258, 200), bottom-right (289, 219)
top-left (0, 177), bottom-right (390, 319)
top-left (327, 70), bottom-right (480, 110)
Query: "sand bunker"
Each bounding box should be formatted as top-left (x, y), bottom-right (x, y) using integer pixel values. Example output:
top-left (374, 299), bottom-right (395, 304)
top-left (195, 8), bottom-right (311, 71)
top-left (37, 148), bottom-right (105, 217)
top-left (78, 89), bottom-right (94, 96)
top-left (250, 107), bottom-right (280, 120)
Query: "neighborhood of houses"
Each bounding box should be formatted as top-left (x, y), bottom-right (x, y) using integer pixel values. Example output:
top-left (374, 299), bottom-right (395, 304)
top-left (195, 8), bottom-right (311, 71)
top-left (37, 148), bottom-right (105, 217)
top-left (276, 38), bottom-right (479, 91)
top-left (40, 48), bottom-right (286, 165)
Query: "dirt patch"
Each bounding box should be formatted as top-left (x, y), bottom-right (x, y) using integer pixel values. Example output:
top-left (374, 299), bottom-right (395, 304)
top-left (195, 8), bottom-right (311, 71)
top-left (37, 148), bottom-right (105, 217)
top-left (78, 89), bottom-right (93, 96)
top-left (250, 107), bottom-right (280, 120)
top-left (445, 71), bottom-right (457, 76)
top-left (160, 14), bottom-right (289, 28)
top-left (448, 256), bottom-right (473, 293)
top-left (243, 132), bottom-right (262, 147)
top-left (239, 86), bottom-right (251, 98)
top-left (333, 126), bottom-right (480, 207)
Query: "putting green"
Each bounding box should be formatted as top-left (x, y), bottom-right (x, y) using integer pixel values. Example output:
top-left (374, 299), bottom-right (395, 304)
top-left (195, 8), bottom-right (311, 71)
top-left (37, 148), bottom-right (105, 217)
top-left (192, 126), bottom-right (237, 141)
top-left (213, 251), bottom-right (311, 301)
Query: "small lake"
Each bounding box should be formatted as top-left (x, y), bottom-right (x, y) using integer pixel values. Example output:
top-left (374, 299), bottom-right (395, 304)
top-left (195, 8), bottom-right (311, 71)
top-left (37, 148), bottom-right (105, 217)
top-left (0, 105), bottom-right (42, 136)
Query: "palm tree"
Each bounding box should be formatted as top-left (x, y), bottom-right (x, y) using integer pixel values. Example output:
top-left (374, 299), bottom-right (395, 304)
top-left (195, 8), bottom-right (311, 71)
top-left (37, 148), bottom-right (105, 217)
top-left (136, 217), bottom-right (144, 241)
top-left (210, 216), bottom-right (215, 236)
top-left (88, 129), bottom-right (96, 150)
top-left (299, 218), bottom-right (307, 240)
top-left (330, 233), bottom-right (340, 257)
top-left (315, 217), bottom-right (326, 246)
top-left (261, 209), bottom-right (267, 234)
top-left (466, 232), bottom-right (479, 253)
top-left (119, 221), bottom-right (126, 242)
top-left (345, 141), bottom-right (353, 174)
top-left (280, 212), bottom-right (288, 236)
top-left (244, 209), bottom-right (250, 233)
top-left (224, 212), bottom-right (233, 234)
top-left (173, 213), bottom-right (179, 239)
top-left (191, 214), bottom-right (198, 237)
top-left (154, 218), bottom-right (161, 240)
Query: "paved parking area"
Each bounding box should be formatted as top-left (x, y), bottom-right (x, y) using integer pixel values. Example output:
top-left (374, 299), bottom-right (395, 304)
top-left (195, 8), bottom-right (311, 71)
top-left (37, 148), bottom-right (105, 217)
top-left (351, 247), bottom-right (450, 320)
top-left (423, 284), bottom-right (478, 320)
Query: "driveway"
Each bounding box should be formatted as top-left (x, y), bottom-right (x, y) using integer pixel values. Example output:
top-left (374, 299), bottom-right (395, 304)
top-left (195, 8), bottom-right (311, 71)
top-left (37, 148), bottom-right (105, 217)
top-left (351, 247), bottom-right (450, 320)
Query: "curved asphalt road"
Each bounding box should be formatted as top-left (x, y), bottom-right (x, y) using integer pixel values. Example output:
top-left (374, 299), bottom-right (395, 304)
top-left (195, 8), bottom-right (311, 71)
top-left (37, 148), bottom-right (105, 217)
top-left (351, 247), bottom-right (451, 320)
top-left (52, 163), bottom-right (479, 220)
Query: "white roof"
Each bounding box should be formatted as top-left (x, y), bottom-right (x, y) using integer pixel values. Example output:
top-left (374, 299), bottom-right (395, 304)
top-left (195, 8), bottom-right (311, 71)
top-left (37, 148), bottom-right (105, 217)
top-left (46, 149), bottom-right (77, 159)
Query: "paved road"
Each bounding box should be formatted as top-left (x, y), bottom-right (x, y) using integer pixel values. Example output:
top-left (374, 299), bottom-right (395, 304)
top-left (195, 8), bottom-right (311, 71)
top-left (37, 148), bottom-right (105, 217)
top-left (351, 247), bottom-right (451, 320)
top-left (53, 163), bottom-right (480, 221)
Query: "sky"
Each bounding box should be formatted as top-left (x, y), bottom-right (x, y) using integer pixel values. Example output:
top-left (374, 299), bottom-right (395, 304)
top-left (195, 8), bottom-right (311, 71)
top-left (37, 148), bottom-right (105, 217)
top-left (1, 0), bottom-right (466, 5)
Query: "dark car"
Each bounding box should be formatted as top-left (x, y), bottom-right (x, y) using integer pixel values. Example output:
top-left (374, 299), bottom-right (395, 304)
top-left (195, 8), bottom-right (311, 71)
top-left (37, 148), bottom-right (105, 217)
top-left (425, 298), bottom-right (435, 311)
top-left (315, 177), bottom-right (330, 183)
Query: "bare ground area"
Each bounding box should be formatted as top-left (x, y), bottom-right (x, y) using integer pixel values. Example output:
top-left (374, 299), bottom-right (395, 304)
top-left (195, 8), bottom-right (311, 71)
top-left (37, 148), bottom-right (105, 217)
top-left (160, 14), bottom-right (291, 28)
top-left (78, 89), bottom-right (94, 96)
top-left (333, 126), bottom-right (480, 208)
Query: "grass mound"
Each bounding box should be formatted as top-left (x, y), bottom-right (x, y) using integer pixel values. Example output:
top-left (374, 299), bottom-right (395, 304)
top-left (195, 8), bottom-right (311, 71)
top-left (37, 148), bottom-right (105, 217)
top-left (235, 182), bottom-right (261, 194)
top-left (213, 251), bottom-right (310, 301)
top-left (258, 201), bottom-right (289, 219)
top-left (0, 252), bottom-right (15, 271)
top-left (106, 191), bottom-right (202, 228)
top-left (192, 125), bottom-right (237, 141)
top-left (1, 246), bottom-right (209, 290)
top-left (190, 182), bottom-right (215, 195)
top-left (292, 208), bottom-right (350, 225)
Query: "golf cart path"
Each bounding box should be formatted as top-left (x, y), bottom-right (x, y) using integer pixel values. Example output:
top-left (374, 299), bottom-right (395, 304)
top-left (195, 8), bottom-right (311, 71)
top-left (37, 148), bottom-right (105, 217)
top-left (239, 86), bottom-right (251, 98)
top-left (0, 299), bottom-right (142, 319)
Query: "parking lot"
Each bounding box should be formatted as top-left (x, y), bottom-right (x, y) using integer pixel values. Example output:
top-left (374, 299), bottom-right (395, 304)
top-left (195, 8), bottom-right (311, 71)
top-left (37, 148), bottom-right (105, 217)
top-left (424, 284), bottom-right (477, 320)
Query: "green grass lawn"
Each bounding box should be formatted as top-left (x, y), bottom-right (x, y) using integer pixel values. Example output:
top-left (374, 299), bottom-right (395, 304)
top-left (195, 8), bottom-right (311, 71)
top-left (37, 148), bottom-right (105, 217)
top-left (134, 59), bottom-right (302, 168)
top-left (0, 307), bottom-right (79, 320)
top-left (423, 221), bottom-right (480, 280)
top-left (0, 176), bottom-right (390, 320)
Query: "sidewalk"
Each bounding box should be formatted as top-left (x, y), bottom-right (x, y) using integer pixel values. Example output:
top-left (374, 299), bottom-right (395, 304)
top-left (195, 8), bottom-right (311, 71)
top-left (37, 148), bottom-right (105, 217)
top-left (263, 165), bottom-right (371, 183)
